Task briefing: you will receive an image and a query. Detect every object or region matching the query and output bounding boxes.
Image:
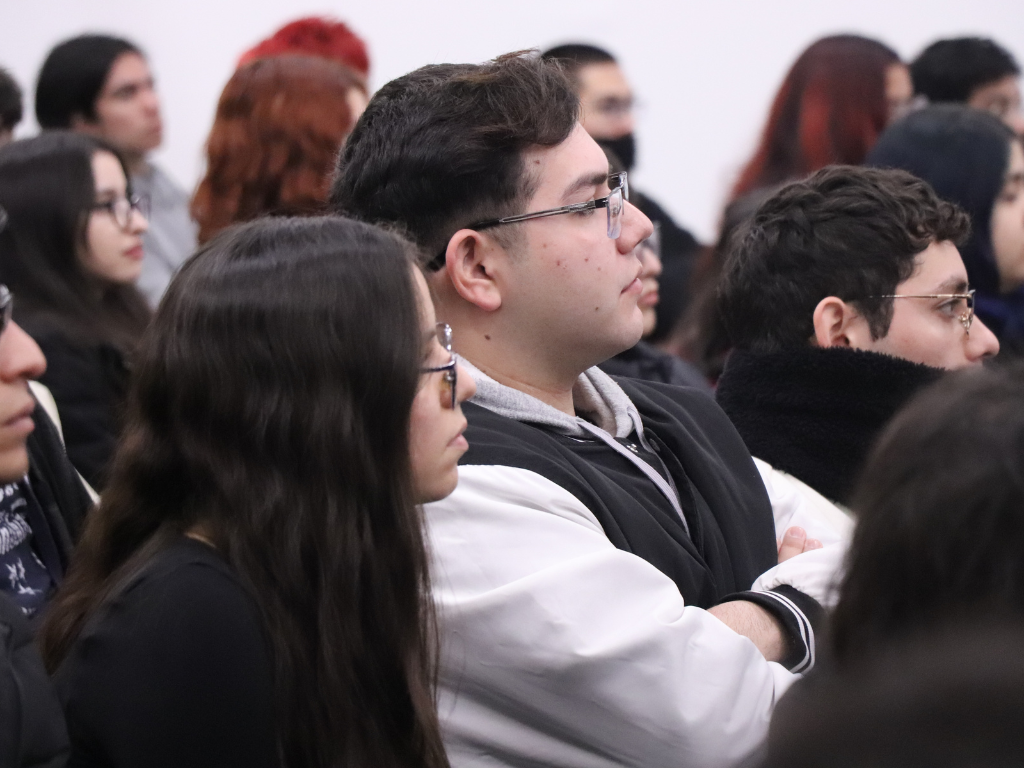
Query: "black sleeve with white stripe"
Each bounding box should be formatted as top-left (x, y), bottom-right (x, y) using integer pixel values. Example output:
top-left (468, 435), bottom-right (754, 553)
top-left (716, 586), bottom-right (823, 673)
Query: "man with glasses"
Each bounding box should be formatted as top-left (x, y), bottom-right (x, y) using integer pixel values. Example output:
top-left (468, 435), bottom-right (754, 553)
top-left (716, 165), bottom-right (1000, 533)
top-left (332, 53), bottom-right (835, 767)
top-left (542, 43), bottom-right (703, 343)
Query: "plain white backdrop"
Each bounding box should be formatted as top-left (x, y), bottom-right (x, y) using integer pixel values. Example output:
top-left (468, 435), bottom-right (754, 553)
top-left (1, 0), bottom-right (1020, 240)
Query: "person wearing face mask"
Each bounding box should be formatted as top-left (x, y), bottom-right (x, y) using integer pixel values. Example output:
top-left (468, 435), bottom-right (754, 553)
top-left (716, 166), bottom-right (999, 537)
top-left (542, 44), bottom-right (703, 345)
top-left (0, 133), bottom-right (151, 490)
top-left (868, 105), bottom-right (1024, 357)
top-left (39, 215), bottom-right (471, 768)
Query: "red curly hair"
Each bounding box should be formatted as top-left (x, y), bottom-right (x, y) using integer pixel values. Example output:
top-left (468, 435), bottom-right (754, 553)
top-left (192, 56), bottom-right (361, 243)
top-left (238, 16), bottom-right (369, 80)
top-left (731, 35), bottom-right (902, 201)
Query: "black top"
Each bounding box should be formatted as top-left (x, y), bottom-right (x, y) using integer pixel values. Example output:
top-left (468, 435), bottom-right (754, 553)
top-left (25, 323), bottom-right (130, 491)
top-left (0, 592), bottom-right (69, 768)
top-left (55, 537), bottom-right (277, 768)
top-left (716, 346), bottom-right (944, 505)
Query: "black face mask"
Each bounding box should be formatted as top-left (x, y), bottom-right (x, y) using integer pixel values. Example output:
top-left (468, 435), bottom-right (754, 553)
top-left (596, 133), bottom-right (636, 173)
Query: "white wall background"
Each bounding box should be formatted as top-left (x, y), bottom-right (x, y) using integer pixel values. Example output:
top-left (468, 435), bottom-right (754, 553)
top-left (1, 0), bottom-right (1021, 241)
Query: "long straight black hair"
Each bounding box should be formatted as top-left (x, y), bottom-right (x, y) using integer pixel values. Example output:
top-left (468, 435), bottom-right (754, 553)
top-left (40, 215), bottom-right (450, 768)
top-left (0, 131), bottom-right (151, 349)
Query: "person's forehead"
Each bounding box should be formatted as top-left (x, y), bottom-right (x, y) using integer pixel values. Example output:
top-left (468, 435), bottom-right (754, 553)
top-left (102, 52), bottom-right (152, 91)
top-left (897, 240), bottom-right (969, 290)
top-left (972, 74), bottom-right (1021, 105)
top-left (577, 62), bottom-right (631, 100)
top-left (523, 125), bottom-right (609, 202)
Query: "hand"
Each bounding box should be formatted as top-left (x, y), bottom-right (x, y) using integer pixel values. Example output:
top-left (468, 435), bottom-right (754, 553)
top-left (707, 600), bottom-right (787, 662)
top-left (777, 526), bottom-right (822, 564)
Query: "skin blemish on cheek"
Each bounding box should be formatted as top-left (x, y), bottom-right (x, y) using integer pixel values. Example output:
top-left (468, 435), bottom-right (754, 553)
top-left (484, 334), bottom-right (491, 340)
top-left (594, 306), bottom-right (600, 311)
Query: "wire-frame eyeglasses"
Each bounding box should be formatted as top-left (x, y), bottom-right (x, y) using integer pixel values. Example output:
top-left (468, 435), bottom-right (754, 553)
top-left (427, 172), bottom-right (629, 271)
top-left (421, 322), bottom-right (458, 409)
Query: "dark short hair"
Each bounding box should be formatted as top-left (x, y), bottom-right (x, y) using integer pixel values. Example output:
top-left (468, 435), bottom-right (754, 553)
top-left (831, 363), bottom-right (1024, 666)
top-left (718, 165), bottom-right (970, 352)
top-left (541, 43), bottom-right (616, 74)
top-left (329, 51), bottom-right (579, 265)
top-left (911, 37), bottom-right (1021, 103)
top-left (0, 67), bottom-right (22, 132)
top-left (35, 34), bottom-right (141, 128)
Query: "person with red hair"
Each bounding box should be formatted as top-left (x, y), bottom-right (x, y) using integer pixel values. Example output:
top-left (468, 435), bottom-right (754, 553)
top-left (731, 34), bottom-right (912, 201)
top-left (191, 55), bottom-right (364, 244)
top-left (238, 16), bottom-right (370, 85)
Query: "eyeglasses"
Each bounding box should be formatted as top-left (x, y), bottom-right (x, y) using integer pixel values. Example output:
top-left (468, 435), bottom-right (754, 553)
top-left (427, 172), bottom-right (629, 271)
top-left (421, 322), bottom-right (458, 409)
top-left (0, 285), bottom-right (13, 336)
top-left (91, 194), bottom-right (149, 231)
top-left (872, 290), bottom-right (976, 333)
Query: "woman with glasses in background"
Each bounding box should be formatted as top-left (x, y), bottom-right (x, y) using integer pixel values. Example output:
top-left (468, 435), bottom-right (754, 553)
top-left (40, 215), bottom-right (474, 767)
top-left (868, 104), bottom-right (1024, 358)
top-left (0, 132), bottom-right (151, 490)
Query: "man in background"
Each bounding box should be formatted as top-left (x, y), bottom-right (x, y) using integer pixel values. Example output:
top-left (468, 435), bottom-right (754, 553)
top-left (35, 34), bottom-right (197, 306)
top-left (0, 67), bottom-right (22, 148)
top-left (911, 37), bottom-right (1024, 135)
top-left (542, 43), bottom-right (703, 343)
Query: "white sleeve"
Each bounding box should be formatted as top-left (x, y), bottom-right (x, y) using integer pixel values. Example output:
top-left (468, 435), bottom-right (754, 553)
top-left (427, 465), bottom-right (796, 768)
top-left (751, 459), bottom-right (851, 607)
top-left (754, 458), bottom-right (853, 546)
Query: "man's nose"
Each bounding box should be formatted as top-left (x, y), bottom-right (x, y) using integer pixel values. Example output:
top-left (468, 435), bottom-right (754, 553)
top-left (967, 317), bottom-right (1001, 362)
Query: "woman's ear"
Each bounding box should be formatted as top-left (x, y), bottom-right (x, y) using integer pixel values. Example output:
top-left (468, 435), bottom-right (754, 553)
top-left (444, 230), bottom-right (502, 312)
top-left (812, 296), bottom-right (859, 348)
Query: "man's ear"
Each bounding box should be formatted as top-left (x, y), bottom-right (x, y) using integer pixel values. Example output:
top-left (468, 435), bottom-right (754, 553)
top-left (812, 296), bottom-right (870, 348)
top-left (445, 229), bottom-right (503, 312)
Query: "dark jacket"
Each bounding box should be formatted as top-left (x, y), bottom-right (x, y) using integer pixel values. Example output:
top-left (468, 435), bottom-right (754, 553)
top-left (716, 346), bottom-right (943, 505)
top-left (25, 324), bottom-right (130, 492)
top-left (0, 593), bottom-right (69, 768)
top-left (0, 404), bottom-right (88, 768)
top-left (26, 403), bottom-right (95, 572)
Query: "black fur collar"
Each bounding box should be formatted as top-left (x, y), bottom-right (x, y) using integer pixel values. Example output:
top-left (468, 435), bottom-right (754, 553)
top-left (716, 347), bottom-right (943, 504)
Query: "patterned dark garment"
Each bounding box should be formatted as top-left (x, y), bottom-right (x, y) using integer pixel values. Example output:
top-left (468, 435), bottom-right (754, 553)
top-left (0, 481), bottom-right (55, 616)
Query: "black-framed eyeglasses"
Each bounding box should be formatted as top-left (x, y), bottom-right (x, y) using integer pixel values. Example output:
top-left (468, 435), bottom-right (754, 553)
top-left (91, 194), bottom-right (149, 231)
top-left (0, 285), bottom-right (13, 337)
top-left (871, 290), bottom-right (976, 334)
top-left (427, 172), bottom-right (629, 271)
top-left (421, 322), bottom-right (458, 409)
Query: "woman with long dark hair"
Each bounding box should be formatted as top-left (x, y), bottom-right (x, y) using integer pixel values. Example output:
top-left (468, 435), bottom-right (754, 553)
top-left (39, 215), bottom-right (473, 767)
top-left (0, 132), bottom-right (151, 489)
top-left (867, 105), bottom-right (1024, 357)
top-left (731, 34), bottom-right (911, 202)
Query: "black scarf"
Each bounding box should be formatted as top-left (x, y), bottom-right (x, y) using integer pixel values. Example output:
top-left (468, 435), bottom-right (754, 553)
top-left (715, 347), bottom-right (944, 505)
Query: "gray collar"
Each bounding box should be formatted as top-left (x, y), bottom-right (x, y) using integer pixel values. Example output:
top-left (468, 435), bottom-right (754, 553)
top-left (459, 358), bottom-right (643, 440)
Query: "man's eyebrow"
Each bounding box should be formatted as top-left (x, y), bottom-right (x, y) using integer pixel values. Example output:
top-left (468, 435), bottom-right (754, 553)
top-left (562, 171), bottom-right (608, 202)
top-left (932, 277), bottom-right (969, 294)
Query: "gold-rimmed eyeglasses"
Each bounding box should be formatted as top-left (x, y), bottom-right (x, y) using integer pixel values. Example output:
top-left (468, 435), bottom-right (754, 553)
top-left (871, 290), bottom-right (976, 334)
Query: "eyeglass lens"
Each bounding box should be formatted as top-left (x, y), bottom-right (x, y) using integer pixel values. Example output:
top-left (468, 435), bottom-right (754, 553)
top-left (0, 285), bottom-right (12, 336)
top-left (435, 323), bottom-right (457, 409)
